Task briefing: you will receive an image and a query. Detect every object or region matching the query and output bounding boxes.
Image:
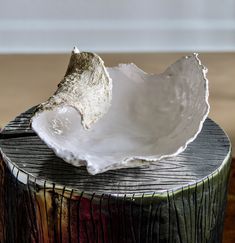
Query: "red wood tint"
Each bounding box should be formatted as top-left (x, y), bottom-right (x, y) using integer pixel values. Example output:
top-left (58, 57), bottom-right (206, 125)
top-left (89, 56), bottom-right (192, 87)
top-left (223, 158), bottom-right (235, 243)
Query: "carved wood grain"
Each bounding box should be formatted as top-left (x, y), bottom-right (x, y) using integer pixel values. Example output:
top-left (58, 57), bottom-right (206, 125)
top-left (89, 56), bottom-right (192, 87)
top-left (0, 108), bottom-right (232, 243)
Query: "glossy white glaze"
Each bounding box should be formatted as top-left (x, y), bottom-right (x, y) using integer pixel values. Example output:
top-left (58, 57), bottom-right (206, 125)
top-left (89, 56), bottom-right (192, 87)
top-left (32, 52), bottom-right (209, 175)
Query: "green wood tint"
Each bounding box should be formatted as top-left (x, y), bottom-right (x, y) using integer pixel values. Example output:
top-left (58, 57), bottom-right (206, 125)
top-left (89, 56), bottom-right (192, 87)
top-left (0, 107), bottom-right (232, 243)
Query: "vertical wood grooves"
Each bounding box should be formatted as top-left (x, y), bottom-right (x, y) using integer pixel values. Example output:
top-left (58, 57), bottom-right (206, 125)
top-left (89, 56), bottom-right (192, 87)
top-left (107, 194), bottom-right (114, 243)
top-left (119, 195), bottom-right (124, 243)
top-left (59, 186), bottom-right (65, 243)
top-left (172, 191), bottom-right (183, 243)
top-left (15, 169), bottom-right (19, 243)
top-left (145, 192), bottom-right (154, 243)
top-left (0, 154), bottom-right (6, 242)
top-left (207, 176), bottom-right (211, 241)
top-left (197, 180), bottom-right (205, 243)
top-left (167, 191), bottom-right (172, 243)
top-left (158, 205), bottom-right (162, 243)
top-left (211, 173), bottom-right (217, 228)
top-left (194, 183), bottom-right (198, 243)
top-left (44, 181), bottom-right (50, 242)
top-left (35, 194), bottom-right (44, 243)
top-left (151, 201), bottom-right (162, 243)
top-left (187, 185), bottom-right (193, 243)
top-left (9, 164), bottom-right (15, 243)
top-left (203, 180), bottom-right (207, 242)
top-left (138, 194), bottom-right (144, 243)
top-left (116, 194), bottom-right (121, 243)
top-left (130, 193), bottom-right (137, 243)
top-left (99, 194), bottom-right (105, 243)
top-left (51, 183), bottom-right (58, 243)
top-left (0, 155), bottom-right (232, 243)
top-left (34, 178), bottom-right (45, 243)
top-left (26, 175), bottom-right (38, 242)
top-left (77, 191), bottom-right (83, 243)
top-left (90, 193), bottom-right (96, 243)
top-left (181, 188), bottom-right (188, 243)
top-left (122, 194), bottom-right (127, 243)
top-left (184, 189), bottom-right (191, 243)
top-left (216, 167), bottom-right (223, 241)
top-left (67, 189), bottom-right (73, 243)
top-left (0, 110), bottom-right (232, 243)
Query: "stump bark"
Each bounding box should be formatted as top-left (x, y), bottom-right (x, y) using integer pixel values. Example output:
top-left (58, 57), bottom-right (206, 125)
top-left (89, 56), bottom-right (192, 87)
top-left (0, 107), bottom-right (232, 243)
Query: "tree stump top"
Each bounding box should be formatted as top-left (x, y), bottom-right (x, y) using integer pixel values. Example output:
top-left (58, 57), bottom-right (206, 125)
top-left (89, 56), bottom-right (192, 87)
top-left (0, 107), bottom-right (231, 196)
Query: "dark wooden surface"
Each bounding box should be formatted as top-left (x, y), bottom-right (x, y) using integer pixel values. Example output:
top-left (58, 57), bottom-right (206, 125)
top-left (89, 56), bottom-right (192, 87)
top-left (0, 109), bottom-right (233, 243)
top-left (223, 158), bottom-right (235, 243)
top-left (0, 107), bottom-right (231, 196)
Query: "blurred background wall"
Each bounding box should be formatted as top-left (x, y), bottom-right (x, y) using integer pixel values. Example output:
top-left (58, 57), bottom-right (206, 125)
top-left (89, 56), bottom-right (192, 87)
top-left (0, 0), bottom-right (235, 53)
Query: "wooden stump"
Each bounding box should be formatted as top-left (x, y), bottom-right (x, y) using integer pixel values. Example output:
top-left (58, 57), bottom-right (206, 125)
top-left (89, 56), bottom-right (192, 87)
top-left (0, 107), bottom-right (232, 243)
